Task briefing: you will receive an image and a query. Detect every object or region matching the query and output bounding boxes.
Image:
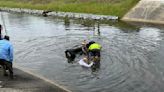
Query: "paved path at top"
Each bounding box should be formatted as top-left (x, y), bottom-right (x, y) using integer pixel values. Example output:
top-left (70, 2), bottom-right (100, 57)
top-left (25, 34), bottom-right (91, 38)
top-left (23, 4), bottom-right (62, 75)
top-left (122, 0), bottom-right (164, 24)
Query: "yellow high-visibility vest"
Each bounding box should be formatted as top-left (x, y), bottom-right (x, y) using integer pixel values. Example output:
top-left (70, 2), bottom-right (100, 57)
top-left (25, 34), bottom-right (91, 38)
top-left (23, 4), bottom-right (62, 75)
top-left (89, 43), bottom-right (101, 50)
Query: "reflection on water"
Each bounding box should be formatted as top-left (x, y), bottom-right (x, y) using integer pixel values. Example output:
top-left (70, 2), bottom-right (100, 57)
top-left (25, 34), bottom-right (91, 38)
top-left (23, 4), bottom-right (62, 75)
top-left (1, 12), bottom-right (164, 92)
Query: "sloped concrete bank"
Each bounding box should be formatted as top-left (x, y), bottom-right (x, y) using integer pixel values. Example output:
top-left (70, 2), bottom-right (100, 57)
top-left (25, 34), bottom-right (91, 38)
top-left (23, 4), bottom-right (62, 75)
top-left (0, 7), bottom-right (118, 20)
top-left (122, 0), bottom-right (164, 24)
top-left (0, 67), bottom-right (71, 92)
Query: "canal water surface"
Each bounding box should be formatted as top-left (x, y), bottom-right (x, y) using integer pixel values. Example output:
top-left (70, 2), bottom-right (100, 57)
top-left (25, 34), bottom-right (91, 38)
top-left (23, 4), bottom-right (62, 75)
top-left (1, 12), bottom-right (164, 92)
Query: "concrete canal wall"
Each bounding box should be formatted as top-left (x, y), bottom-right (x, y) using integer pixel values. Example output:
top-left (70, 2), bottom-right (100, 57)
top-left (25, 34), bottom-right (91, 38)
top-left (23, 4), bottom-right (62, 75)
top-left (122, 0), bottom-right (164, 24)
top-left (0, 7), bottom-right (118, 20)
top-left (0, 67), bottom-right (71, 92)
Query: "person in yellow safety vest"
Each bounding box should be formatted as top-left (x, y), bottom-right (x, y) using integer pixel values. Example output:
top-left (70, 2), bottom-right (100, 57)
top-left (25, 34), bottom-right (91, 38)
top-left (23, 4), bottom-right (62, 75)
top-left (88, 43), bottom-right (101, 51)
top-left (88, 42), bottom-right (101, 71)
top-left (88, 42), bottom-right (101, 57)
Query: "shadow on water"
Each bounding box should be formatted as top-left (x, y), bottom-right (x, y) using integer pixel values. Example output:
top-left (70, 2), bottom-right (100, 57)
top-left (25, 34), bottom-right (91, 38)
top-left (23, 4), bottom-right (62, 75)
top-left (1, 12), bottom-right (164, 92)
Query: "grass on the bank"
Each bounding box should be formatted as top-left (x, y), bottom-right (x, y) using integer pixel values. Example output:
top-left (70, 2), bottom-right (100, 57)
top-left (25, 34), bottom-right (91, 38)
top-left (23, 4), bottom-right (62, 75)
top-left (0, 0), bottom-right (139, 17)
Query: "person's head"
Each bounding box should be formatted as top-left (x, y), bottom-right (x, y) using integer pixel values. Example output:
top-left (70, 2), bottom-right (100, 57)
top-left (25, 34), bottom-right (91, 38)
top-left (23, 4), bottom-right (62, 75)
top-left (4, 35), bottom-right (10, 41)
top-left (86, 41), bottom-right (95, 48)
top-left (89, 41), bottom-right (95, 45)
top-left (65, 49), bottom-right (76, 63)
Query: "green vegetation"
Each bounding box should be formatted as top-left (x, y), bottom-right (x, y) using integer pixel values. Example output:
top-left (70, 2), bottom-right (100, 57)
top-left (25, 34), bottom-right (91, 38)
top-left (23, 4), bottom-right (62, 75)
top-left (0, 0), bottom-right (139, 17)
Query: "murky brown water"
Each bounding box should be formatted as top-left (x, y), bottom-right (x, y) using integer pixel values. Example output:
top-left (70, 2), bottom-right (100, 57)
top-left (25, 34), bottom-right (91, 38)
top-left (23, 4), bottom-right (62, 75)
top-left (1, 12), bottom-right (164, 92)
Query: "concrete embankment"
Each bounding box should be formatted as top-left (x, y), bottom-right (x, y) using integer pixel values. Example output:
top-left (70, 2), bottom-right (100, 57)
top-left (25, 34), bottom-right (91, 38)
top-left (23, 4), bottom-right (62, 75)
top-left (0, 67), bottom-right (71, 92)
top-left (0, 7), bottom-right (118, 20)
top-left (122, 0), bottom-right (164, 24)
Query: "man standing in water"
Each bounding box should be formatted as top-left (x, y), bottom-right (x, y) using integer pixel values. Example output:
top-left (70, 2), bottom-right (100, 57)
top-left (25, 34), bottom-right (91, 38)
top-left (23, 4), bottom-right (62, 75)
top-left (0, 35), bottom-right (14, 79)
top-left (81, 40), bottom-right (102, 71)
top-left (88, 41), bottom-right (102, 71)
